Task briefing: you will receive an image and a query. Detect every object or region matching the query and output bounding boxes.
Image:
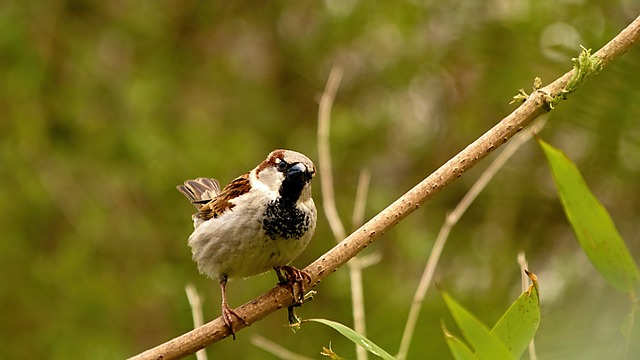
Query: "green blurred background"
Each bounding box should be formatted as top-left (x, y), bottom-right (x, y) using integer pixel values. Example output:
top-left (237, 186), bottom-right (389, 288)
top-left (1, 1), bottom-right (639, 359)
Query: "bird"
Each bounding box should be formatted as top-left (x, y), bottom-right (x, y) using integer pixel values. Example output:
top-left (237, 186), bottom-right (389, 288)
top-left (177, 149), bottom-right (317, 338)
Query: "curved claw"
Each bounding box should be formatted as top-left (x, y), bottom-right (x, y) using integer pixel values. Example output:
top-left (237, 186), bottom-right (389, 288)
top-left (274, 265), bottom-right (311, 305)
top-left (221, 303), bottom-right (248, 340)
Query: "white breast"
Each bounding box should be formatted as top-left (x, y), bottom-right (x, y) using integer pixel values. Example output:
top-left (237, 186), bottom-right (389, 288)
top-left (187, 188), bottom-right (315, 280)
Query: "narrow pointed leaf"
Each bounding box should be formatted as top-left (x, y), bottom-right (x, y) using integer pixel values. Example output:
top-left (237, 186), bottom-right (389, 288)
top-left (442, 291), bottom-right (514, 360)
top-left (442, 321), bottom-right (480, 360)
top-left (538, 139), bottom-right (640, 293)
top-left (305, 318), bottom-right (395, 360)
top-left (491, 271), bottom-right (540, 358)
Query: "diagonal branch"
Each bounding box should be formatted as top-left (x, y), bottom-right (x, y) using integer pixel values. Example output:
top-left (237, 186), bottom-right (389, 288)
top-left (128, 15), bottom-right (640, 360)
top-left (396, 116), bottom-right (547, 360)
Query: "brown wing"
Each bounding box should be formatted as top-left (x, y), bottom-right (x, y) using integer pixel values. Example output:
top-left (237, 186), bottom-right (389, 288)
top-left (177, 177), bottom-right (221, 210)
top-left (196, 173), bottom-right (251, 221)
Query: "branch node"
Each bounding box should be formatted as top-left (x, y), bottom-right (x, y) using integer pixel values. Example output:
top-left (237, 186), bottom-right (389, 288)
top-left (510, 77), bottom-right (544, 104)
top-left (547, 46), bottom-right (603, 109)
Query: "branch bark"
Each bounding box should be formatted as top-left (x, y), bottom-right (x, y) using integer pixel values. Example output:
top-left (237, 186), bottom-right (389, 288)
top-left (128, 14), bottom-right (640, 360)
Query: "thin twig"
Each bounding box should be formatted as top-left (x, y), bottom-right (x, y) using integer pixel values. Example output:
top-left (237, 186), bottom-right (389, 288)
top-left (516, 252), bottom-right (530, 294)
top-left (185, 284), bottom-right (208, 360)
top-left (396, 117), bottom-right (547, 360)
top-left (357, 253), bottom-right (382, 269)
top-left (128, 16), bottom-right (640, 360)
top-left (346, 259), bottom-right (367, 360)
top-left (352, 169), bottom-right (371, 230)
top-left (251, 335), bottom-right (315, 360)
top-left (517, 252), bottom-right (538, 360)
top-left (346, 170), bottom-right (373, 360)
top-left (318, 66), bottom-right (346, 242)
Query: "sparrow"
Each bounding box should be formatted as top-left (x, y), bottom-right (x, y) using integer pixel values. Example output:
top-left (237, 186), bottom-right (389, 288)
top-left (177, 149), bottom-right (317, 338)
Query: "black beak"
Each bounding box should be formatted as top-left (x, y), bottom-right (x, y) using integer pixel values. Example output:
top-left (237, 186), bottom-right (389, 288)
top-left (286, 163), bottom-right (310, 183)
top-left (280, 163), bottom-right (311, 201)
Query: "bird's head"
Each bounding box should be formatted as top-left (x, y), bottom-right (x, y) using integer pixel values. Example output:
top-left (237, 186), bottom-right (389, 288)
top-left (253, 149), bottom-right (316, 203)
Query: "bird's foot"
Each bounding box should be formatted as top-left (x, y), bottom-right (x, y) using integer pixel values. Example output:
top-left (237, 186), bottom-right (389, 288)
top-left (274, 265), bottom-right (312, 306)
top-left (221, 303), bottom-right (247, 340)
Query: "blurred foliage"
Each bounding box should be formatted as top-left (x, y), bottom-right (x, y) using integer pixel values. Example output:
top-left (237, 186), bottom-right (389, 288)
top-left (540, 139), bottom-right (640, 294)
top-left (1, 1), bottom-right (639, 359)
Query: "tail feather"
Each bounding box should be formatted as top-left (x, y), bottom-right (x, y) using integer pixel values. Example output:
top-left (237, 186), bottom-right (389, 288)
top-left (177, 177), bottom-right (221, 209)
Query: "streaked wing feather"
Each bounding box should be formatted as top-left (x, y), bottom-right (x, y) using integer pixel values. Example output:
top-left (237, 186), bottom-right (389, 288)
top-left (197, 173), bottom-right (251, 220)
top-left (177, 177), bottom-right (221, 210)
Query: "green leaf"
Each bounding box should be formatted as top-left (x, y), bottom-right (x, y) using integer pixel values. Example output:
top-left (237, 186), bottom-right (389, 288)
top-left (538, 139), bottom-right (640, 293)
top-left (442, 321), bottom-right (480, 360)
top-left (305, 318), bottom-right (395, 360)
top-left (491, 271), bottom-right (540, 358)
top-left (441, 291), bottom-right (514, 360)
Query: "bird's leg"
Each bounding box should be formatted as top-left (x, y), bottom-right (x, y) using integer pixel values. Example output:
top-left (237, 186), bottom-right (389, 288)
top-left (274, 265), bottom-right (312, 306)
top-left (274, 265), bottom-right (312, 329)
top-left (219, 277), bottom-right (247, 340)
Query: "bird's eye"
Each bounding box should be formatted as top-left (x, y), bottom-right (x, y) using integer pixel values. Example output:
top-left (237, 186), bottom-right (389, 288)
top-left (276, 159), bottom-right (288, 172)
